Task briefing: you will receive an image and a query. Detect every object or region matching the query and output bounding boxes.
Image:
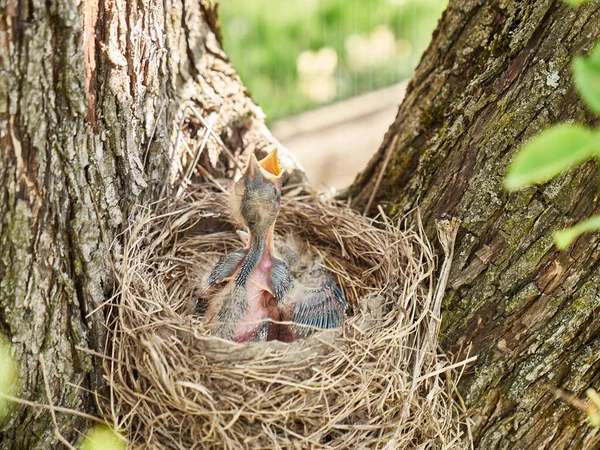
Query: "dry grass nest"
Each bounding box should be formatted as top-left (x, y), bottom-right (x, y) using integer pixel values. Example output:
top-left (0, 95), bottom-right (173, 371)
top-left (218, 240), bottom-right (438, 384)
top-left (106, 182), bottom-right (472, 449)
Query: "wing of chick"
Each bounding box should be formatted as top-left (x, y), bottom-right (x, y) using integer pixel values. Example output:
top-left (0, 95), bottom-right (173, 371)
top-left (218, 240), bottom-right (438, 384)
top-left (269, 241), bottom-right (347, 342)
top-left (203, 249), bottom-right (248, 295)
top-left (195, 248), bottom-right (247, 316)
top-left (277, 276), bottom-right (347, 342)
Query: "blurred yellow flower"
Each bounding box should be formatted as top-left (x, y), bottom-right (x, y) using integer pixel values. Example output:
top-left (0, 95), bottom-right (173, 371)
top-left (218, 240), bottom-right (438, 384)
top-left (298, 77), bottom-right (337, 103)
top-left (297, 47), bottom-right (338, 78)
top-left (297, 47), bottom-right (338, 102)
top-left (345, 25), bottom-right (399, 71)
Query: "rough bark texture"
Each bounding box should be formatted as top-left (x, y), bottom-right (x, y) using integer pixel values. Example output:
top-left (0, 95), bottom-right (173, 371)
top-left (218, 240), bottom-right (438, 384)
top-left (347, 1), bottom-right (600, 448)
top-left (0, 0), bottom-right (297, 448)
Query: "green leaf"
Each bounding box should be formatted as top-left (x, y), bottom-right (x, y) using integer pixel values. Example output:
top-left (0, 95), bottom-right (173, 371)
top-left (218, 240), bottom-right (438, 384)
top-left (588, 389), bottom-right (600, 410)
top-left (563, 0), bottom-right (597, 5)
top-left (554, 214), bottom-right (600, 249)
top-left (573, 44), bottom-right (600, 115)
top-left (589, 389), bottom-right (600, 428)
top-left (79, 425), bottom-right (126, 450)
top-left (0, 335), bottom-right (20, 424)
top-left (505, 124), bottom-right (597, 191)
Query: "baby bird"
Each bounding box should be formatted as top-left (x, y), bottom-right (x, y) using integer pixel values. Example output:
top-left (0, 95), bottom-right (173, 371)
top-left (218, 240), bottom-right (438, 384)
top-left (203, 149), bottom-right (346, 342)
top-left (272, 239), bottom-right (347, 343)
top-left (234, 231), bottom-right (347, 342)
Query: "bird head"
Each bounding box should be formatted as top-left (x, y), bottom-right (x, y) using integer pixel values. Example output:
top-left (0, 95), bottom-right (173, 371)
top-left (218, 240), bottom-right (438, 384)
top-left (233, 149), bottom-right (283, 235)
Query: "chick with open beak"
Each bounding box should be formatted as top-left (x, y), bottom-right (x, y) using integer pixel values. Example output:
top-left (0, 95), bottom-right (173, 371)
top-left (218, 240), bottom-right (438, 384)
top-left (203, 149), bottom-right (346, 342)
top-left (204, 150), bottom-right (284, 342)
top-left (232, 150), bottom-right (282, 243)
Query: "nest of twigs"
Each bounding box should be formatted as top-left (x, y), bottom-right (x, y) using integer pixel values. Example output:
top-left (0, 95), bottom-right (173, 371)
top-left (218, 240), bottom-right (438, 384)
top-left (106, 182), bottom-right (471, 449)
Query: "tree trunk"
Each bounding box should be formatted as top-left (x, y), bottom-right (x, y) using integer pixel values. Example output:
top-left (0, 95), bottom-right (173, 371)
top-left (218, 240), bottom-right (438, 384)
top-left (347, 1), bottom-right (600, 448)
top-left (0, 1), bottom-right (299, 448)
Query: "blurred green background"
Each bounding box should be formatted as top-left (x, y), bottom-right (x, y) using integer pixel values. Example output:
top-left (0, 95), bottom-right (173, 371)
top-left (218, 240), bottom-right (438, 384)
top-left (220, 0), bottom-right (448, 122)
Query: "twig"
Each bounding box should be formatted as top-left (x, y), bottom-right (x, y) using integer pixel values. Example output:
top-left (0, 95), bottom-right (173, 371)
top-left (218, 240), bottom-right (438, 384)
top-left (431, 217), bottom-right (461, 343)
top-left (74, 345), bottom-right (121, 363)
top-left (551, 387), bottom-right (591, 412)
top-left (415, 355), bottom-right (478, 383)
top-left (187, 104), bottom-right (243, 171)
top-left (363, 134), bottom-right (398, 215)
top-left (39, 354), bottom-right (79, 450)
top-left (0, 391), bottom-right (104, 423)
top-left (177, 114), bottom-right (214, 197)
top-left (195, 164), bottom-right (227, 193)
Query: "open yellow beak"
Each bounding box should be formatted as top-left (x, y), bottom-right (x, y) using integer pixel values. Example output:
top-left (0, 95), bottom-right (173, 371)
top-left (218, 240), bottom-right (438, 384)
top-left (244, 149), bottom-right (283, 182)
top-left (257, 149), bottom-right (283, 181)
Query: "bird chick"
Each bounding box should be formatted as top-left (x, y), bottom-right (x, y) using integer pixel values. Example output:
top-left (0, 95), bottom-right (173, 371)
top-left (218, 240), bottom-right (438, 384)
top-left (204, 150), bottom-right (283, 342)
top-left (203, 149), bottom-right (346, 342)
top-left (234, 231), bottom-right (347, 342)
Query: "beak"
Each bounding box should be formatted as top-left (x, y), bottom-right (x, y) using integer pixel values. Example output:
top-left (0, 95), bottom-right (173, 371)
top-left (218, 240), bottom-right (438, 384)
top-left (244, 153), bottom-right (260, 180)
top-left (257, 149), bottom-right (283, 182)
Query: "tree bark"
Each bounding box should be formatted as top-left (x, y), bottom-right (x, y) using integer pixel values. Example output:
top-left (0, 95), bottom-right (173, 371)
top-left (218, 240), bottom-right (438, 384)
top-left (0, 1), bottom-right (298, 448)
top-left (5, 0), bottom-right (600, 448)
top-left (347, 1), bottom-right (600, 448)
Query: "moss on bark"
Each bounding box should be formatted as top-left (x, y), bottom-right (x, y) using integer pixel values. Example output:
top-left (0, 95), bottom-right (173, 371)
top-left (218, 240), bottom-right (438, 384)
top-left (347, 0), bottom-right (600, 448)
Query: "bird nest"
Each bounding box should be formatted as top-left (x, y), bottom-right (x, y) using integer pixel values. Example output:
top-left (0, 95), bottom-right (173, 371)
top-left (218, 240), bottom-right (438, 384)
top-left (106, 183), bottom-right (471, 449)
